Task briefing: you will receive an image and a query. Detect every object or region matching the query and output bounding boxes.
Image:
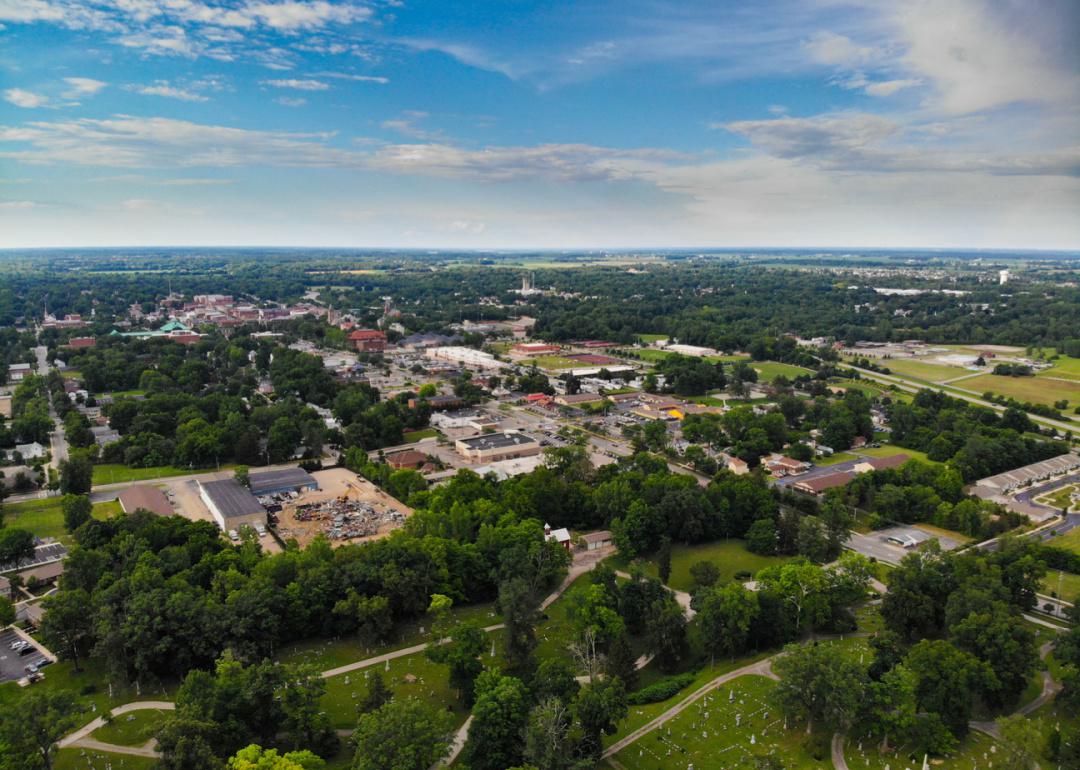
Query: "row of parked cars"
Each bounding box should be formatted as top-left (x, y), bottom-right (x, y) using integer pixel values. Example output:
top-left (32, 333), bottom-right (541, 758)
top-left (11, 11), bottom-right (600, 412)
top-left (9, 638), bottom-right (51, 679)
top-left (227, 521), bottom-right (267, 542)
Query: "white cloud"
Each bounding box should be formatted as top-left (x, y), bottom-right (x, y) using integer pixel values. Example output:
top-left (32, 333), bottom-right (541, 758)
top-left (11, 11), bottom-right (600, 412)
top-left (3, 88), bottom-right (48, 108)
top-left (62, 77), bottom-right (107, 97)
top-left (448, 220), bottom-right (486, 234)
top-left (804, 31), bottom-right (873, 67)
top-left (862, 78), bottom-right (921, 97)
top-left (317, 71), bottom-right (388, 84)
top-left (132, 82), bottom-right (209, 101)
top-left (277, 96), bottom-right (307, 107)
top-left (0, 200), bottom-right (37, 209)
top-left (261, 78), bottom-right (329, 90)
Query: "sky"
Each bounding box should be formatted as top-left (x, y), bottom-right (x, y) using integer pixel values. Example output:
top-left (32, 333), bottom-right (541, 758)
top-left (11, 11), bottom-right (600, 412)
top-left (0, 0), bottom-right (1078, 249)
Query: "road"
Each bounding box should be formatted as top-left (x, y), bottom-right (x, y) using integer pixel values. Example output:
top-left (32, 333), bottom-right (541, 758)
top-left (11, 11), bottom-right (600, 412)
top-left (846, 364), bottom-right (1080, 434)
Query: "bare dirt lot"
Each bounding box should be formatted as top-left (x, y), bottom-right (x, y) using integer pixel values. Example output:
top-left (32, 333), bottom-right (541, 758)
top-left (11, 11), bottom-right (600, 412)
top-left (272, 468), bottom-right (412, 548)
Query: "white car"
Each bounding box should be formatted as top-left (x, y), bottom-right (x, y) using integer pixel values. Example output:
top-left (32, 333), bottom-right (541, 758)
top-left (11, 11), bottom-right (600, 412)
top-left (228, 529), bottom-right (240, 542)
top-left (253, 522), bottom-right (267, 537)
top-left (10, 640), bottom-right (27, 651)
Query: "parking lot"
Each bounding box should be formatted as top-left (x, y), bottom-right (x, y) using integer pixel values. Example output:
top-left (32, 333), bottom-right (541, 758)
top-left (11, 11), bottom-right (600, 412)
top-left (0, 628), bottom-right (52, 683)
top-left (846, 525), bottom-right (964, 565)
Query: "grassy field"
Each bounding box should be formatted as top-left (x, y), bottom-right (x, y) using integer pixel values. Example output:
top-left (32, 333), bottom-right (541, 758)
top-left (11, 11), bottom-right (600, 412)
top-left (1043, 524), bottom-right (1080, 554)
top-left (1041, 569), bottom-right (1080, 603)
top-left (532, 355), bottom-right (581, 369)
top-left (617, 540), bottom-right (791, 593)
top-left (832, 379), bottom-right (885, 397)
top-left (751, 362), bottom-right (812, 381)
top-left (1040, 355), bottom-right (1080, 382)
top-left (611, 674), bottom-right (834, 770)
top-left (0, 498), bottom-right (123, 542)
top-left (92, 463), bottom-right (235, 485)
top-left (844, 727), bottom-right (996, 770)
top-left (813, 451), bottom-right (858, 466)
top-left (1037, 484), bottom-right (1079, 512)
top-left (402, 427), bottom-right (439, 442)
top-left (92, 707), bottom-right (171, 746)
top-left (876, 357), bottom-right (972, 382)
top-left (55, 748), bottom-right (159, 770)
top-left (637, 334), bottom-right (669, 343)
top-left (960, 373), bottom-right (1079, 408)
top-left (853, 444), bottom-right (931, 464)
top-left (624, 348), bottom-right (749, 365)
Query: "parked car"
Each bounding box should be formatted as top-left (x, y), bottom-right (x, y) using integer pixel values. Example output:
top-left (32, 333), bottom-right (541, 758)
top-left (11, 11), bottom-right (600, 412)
top-left (10, 640), bottom-right (27, 651)
top-left (18, 645), bottom-right (36, 656)
top-left (228, 529), bottom-right (240, 542)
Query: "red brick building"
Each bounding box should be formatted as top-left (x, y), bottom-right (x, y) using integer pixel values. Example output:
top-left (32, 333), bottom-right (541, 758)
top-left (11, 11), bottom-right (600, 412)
top-left (348, 329), bottom-right (387, 353)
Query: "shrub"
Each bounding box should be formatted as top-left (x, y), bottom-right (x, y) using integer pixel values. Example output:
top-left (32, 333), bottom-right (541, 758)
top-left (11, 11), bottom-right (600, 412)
top-left (626, 672), bottom-right (696, 705)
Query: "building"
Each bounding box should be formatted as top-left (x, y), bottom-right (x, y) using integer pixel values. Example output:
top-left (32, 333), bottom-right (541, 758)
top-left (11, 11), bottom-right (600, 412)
top-left (90, 426), bottom-right (121, 447)
top-left (386, 449), bottom-right (430, 470)
top-left (582, 531), bottom-right (614, 551)
top-left (8, 363), bottom-right (31, 382)
top-left (248, 467), bottom-right (318, 497)
top-left (425, 346), bottom-right (506, 370)
top-left (852, 454), bottom-right (911, 474)
top-left (348, 329), bottom-right (387, 353)
top-left (430, 409), bottom-right (499, 432)
top-left (0, 466), bottom-right (34, 490)
top-left (64, 337), bottom-right (96, 349)
top-left (455, 432), bottom-right (541, 463)
top-left (792, 472), bottom-right (855, 496)
top-left (764, 454), bottom-right (810, 477)
top-left (14, 442), bottom-right (46, 460)
top-left (553, 393), bottom-right (605, 407)
top-left (725, 456), bottom-right (750, 475)
top-left (198, 479), bottom-right (266, 532)
top-left (544, 523), bottom-right (572, 550)
top-left (511, 342), bottom-right (562, 358)
top-left (118, 484), bottom-right (174, 517)
top-left (0, 575), bottom-right (10, 600)
top-left (408, 394), bottom-right (466, 411)
top-left (973, 453), bottom-right (1080, 496)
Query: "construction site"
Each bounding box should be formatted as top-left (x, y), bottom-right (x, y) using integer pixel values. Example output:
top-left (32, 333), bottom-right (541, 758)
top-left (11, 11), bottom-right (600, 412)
top-left (270, 467), bottom-right (412, 547)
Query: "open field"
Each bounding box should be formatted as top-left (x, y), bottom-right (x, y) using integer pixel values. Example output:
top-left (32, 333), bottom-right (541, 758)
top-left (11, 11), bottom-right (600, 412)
top-left (623, 348), bottom-right (749, 365)
top-left (752, 362), bottom-right (812, 381)
top-left (1043, 524), bottom-right (1080, 554)
top-left (55, 749), bottom-right (159, 770)
top-left (403, 427), bottom-right (439, 442)
top-left (853, 444), bottom-right (932, 464)
top-left (531, 355), bottom-right (581, 369)
top-left (1039, 355), bottom-right (1080, 382)
top-left (832, 379), bottom-right (885, 397)
top-left (637, 334), bottom-right (669, 343)
top-left (960, 373), bottom-right (1079, 407)
top-left (875, 357), bottom-right (972, 382)
top-left (844, 727), bottom-right (996, 770)
top-left (611, 674), bottom-right (834, 770)
top-left (1041, 569), bottom-right (1080, 603)
top-left (92, 707), bottom-right (170, 746)
top-left (813, 451), bottom-right (858, 466)
top-left (0, 498), bottom-right (123, 542)
top-left (92, 463), bottom-right (236, 486)
top-left (617, 539), bottom-right (791, 593)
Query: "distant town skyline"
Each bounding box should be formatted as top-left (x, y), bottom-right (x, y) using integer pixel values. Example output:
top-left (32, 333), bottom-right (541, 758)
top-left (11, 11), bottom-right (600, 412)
top-left (1, 0), bottom-right (1078, 249)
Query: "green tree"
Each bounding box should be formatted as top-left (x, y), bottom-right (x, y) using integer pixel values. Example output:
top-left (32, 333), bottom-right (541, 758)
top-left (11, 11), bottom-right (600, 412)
top-left (227, 744), bottom-right (325, 770)
top-left (573, 678), bottom-right (627, 760)
top-left (0, 528), bottom-right (35, 570)
top-left (688, 559), bottom-right (720, 588)
top-left (0, 596), bottom-right (14, 627)
top-left (157, 718), bottom-right (224, 770)
top-left (745, 518), bottom-right (778, 555)
top-left (58, 451), bottom-right (93, 495)
top-left (465, 670), bottom-right (530, 770)
top-left (604, 633), bottom-right (639, 691)
top-left (772, 643), bottom-right (866, 734)
top-left (522, 697), bottom-right (577, 770)
top-left (904, 639), bottom-right (992, 736)
top-left (0, 689), bottom-right (81, 770)
top-left (39, 588), bottom-right (94, 672)
top-left (697, 582), bottom-right (759, 662)
top-left (995, 714), bottom-right (1043, 770)
top-left (500, 576), bottom-right (540, 677)
top-left (351, 698), bottom-right (453, 770)
top-left (656, 536), bottom-right (672, 584)
top-left (234, 466), bottom-right (250, 488)
top-left (425, 603), bottom-right (487, 705)
top-left (360, 669), bottom-right (392, 714)
top-left (60, 493), bottom-right (92, 532)
top-left (333, 592), bottom-right (393, 647)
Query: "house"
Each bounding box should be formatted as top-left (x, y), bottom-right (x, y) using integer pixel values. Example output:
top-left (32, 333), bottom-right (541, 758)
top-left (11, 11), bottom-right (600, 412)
top-left (0, 575), bottom-right (10, 600)
top-left (14, 442), bottom-right (46, 460)
top-left (8, 363), bottom-right (31, 382)
top-left (764, 454), bottom-right (810, 477)
top-left (118, 485), bottom-right (174, 517)
top-left (90, 426), bottom-right (121, 447)
top-left (582, 531), bottom-right (614, 551)
top-left (725, 456), bottom-right (750, 475)
top-left (386, 449), bottom-right (429, 470)
top-left (792, 472), bottom-right (855, 496)
top-left (348, 329), bottom-right (387, 353)
top-left (544, 523), bottom-right (572, 551)
top-left (851, 454), bottom-right (911, 474)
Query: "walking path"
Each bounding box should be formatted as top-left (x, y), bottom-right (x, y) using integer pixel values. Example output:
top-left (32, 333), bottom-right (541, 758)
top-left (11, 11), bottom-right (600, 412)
top-left (58, 548), bottom-right (612, 759)
top-left (614, 570), bottom-right (696, 619)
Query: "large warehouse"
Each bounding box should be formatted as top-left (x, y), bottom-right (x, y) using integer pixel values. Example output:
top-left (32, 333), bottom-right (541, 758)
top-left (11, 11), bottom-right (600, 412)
top-left (199, 479), bottom-right (266, 532)
top-left (455, 432), bottom-right (541, 463)
top-left (249, 467), bottom-right (318, 497)
top-left (118, 484), bottom-right (174, 516)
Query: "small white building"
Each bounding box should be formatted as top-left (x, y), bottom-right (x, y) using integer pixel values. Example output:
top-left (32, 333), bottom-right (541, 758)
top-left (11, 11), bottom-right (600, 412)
top-left (14, 442), bottom-right (46, 460)
top-left (544, 523), bottom-right (571, 550)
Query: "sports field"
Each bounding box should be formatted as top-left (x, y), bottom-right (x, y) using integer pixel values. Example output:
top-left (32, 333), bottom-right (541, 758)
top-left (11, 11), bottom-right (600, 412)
top-left (752, 362), bottom-right (812, 381)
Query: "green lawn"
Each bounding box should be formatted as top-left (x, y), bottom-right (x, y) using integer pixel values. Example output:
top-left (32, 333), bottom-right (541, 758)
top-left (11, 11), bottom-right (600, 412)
top-left (1040, 355), bottom-right (1080, 382)
top-left (611, 674), bottom-right (834, 770)
top-left (403, 428), bottom-right (439, 442)
top-left (0, 498), bottom-right (122, 542)
top-left (104, 389), bottom-right (147, 398)
top-left (1041, 569), bottom-right (1080, 603)
top-left (813, 451), bottom-right (857, 466)
top-left (92, 463), bottom-right (235, 486)
top-left (959, 373), bottom-right (1079, 408)
top-left (1043, 525), bottom-right (1080, 554)
top-left (636, 334), bottom-right (669, 343)
top-left (844, 727), bottom-right (996, 770)
top-left (874, 357), bottom-right (972, 382)
top-left (92, 707), bottom-right (171, 746)
top-left (832, 379), bottom-right (885, 397)
top-left (752, 362), bottom-right (812, 382)
top-left (1036, 484), bottom-right (1079, 512)
top-left (55, 748), bottom-right (159, 770)
top-left (852, 444), bottom-right (931, 464)
top-left (617, 540), bottom-right (792, 594)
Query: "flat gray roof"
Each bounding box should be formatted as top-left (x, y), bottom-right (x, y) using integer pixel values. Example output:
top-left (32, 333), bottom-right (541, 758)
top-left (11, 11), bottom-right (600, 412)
top-left (201, 479), bottom-right (265, 519)
top-left (975, 453), bottom-right (1080, 490)
top-left (458, 432), bottom-right (538, 451)
top-left (249, 467), bottom-right (317, 496)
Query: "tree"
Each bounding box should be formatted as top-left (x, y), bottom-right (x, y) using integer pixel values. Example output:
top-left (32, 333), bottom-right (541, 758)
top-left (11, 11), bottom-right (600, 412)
top-left (351, 698), bottom-right (453, 770)
top-left (465, 670), bottom-right (530, 770)
top-left (604, 633), bottom-right (638, 691)
top-left (795, 516), bottom-right (830, 563)
top-left (0, 689), bottom-right (81, 770)
top-left (656, 537), bottom-right (672, 584)
top-left (772, 643), bottom-right (866, 734)
top-left (58, 452), bottom-right (93, 495)
top-left (523, 697), bottom-right (576, 770)
top-left (859, 664), bottom-right (917, 752)
top-left (0, 528), bottom-right (35, 570)
top-left (0, 596), bottom-right (14, 627)
top-left (234, 466), bottom-right (250, 489)
top-left (697, 582), bottom-right (759, 662)
top-left (157, 718), bottom-right (224, 770)
top-left (500, 576), bottom-right (540, 677)
top-left (333, 592), bottom-right (393, 647)
top-left (60, 493), bottom-right (93, 532)
top-left (689, 559), bottom-right (720, 588)
top-left (573, 678), bottom-right (627, 760)
top-left (425, 614), bottom-right (486, 704)
top-left (40, 588), bottom-right (94, 672)
top-left (995, 714), bottom-right (1043, 770)
top-left (227, 745), bottom-right (325, 770)
top-left (904, 639), bottom-right (992, 736)
top-left (745, 518), bottom-right (778, 555)
top-left (360, 669), bottom-right (392, 714)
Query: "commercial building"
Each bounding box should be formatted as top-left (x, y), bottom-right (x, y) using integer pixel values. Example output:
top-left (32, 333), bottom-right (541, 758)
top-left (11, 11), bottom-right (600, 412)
top-left (455, 432), bottom-right (541, 463)
top-left (430, 409), bottom-right (499, 432)
top-left (198, 479), bottom-right (266, 532)
top-left (249, 467), bottom-right (319, 497)
top-left (973, 453), bottom-right (1080, 496)
top-left (425, 346), bottom-right (507, 371)
top-left (792, 472), bottom-right (855, 496)
top-left (385, 450), bottom-right (430, 470)
top-left (118, 484), bottom-right (174, 516)
top-left (554, 393), bottom-right (605, 407)
top-left (348, 329), bottom-right (387, 353)
top-left (511, 343), bottom-right (562, 358)
top-left (408, 394), bottom-right (466, 411)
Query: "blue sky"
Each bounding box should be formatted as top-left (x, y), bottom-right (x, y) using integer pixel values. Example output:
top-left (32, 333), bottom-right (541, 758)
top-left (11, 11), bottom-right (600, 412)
top-left (1, 0), bottom-right (1078, 248)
